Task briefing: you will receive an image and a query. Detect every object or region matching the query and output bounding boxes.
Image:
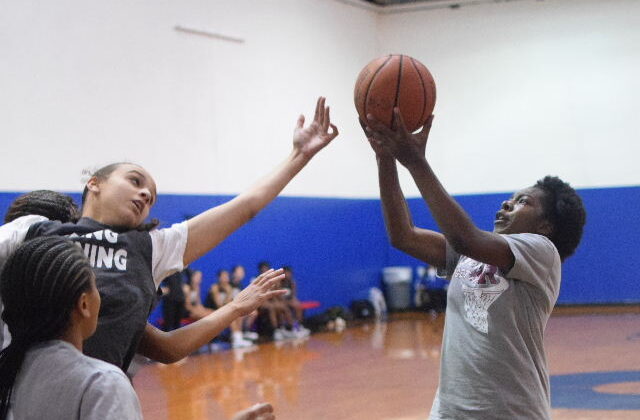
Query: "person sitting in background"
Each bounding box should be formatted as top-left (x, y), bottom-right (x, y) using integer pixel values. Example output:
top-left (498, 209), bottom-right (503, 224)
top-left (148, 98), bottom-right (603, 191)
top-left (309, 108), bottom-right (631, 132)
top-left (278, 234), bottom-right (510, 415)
top-left (160, 270), bottom-right (187, 331)
top-left (206, 270), bottom-right (254, 348)
top-left (183, 270), bottom-right (214, 321)
top-left (256, 262), bottom-right (296, 341)
top-left (231, 265), bottom-right (259, 341)
top-left (282, 266), bottom-right (310, 338)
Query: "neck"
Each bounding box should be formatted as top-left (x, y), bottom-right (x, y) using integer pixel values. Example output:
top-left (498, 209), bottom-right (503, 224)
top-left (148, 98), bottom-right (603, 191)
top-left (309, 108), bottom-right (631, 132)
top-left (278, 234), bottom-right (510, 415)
top-left (59, 325), bottom-right (85, 352)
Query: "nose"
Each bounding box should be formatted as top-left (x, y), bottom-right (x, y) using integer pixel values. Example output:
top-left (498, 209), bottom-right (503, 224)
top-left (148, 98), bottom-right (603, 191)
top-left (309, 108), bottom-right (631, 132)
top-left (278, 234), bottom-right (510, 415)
top-left (140, 188), bottom-right (152, 205)
top-left (501, 200), bottom-right (513, 211)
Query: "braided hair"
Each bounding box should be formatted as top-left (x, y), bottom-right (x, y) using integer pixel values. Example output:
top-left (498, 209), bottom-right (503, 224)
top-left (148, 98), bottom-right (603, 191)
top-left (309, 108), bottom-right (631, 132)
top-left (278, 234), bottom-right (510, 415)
top-left (4, 190), bottom-right (79, 224)
top-left (0, 237), bottom-right (94, 419)
top-left (534, 176), bottom-right (587, 261)
top-left (81, 162), bottom-right (159, 231)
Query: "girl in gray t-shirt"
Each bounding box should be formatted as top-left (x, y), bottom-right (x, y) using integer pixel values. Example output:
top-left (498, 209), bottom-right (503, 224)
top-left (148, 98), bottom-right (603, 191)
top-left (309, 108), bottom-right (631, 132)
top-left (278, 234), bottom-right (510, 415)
top-left (362, 110), bottom-right (586, 419)
top-left (0, 236), bottom-right (142, 420)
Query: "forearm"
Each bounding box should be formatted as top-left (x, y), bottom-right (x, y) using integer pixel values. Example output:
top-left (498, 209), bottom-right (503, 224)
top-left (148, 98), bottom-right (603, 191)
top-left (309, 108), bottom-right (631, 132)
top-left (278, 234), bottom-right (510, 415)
top-left (138, 303), bottom-right (242, 363)
top-left (184, 149), bottom-right (309, 265)
top-left (406, 159), bottom-right (481, 253)
top-left (377, 156), bottom-right (416, 247)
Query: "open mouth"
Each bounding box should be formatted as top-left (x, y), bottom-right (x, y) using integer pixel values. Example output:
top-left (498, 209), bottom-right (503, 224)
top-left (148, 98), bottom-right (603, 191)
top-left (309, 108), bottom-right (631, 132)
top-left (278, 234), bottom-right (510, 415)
top-left (494, 212), bottom-right (508, 225)
top-left (131, 200), bottom-right (143, 214)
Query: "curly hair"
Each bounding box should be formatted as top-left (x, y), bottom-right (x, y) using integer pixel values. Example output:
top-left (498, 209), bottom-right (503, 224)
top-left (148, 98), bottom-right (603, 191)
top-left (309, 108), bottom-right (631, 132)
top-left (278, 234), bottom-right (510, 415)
top-left (534, 176), bottom-right (586, 261)
top-left (4, 190), bottom-right (79, 224)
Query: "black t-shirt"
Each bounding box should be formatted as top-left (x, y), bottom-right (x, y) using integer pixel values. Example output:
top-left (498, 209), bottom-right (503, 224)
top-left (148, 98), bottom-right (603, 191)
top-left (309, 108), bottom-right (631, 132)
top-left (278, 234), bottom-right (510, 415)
top-left (27, 218), bottom-right (158, 372)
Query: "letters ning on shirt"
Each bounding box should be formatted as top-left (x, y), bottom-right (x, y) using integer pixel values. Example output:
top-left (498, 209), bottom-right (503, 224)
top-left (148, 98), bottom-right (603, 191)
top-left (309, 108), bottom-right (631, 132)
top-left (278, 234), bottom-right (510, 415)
top-left (68, 230), bottom-right (127, 271)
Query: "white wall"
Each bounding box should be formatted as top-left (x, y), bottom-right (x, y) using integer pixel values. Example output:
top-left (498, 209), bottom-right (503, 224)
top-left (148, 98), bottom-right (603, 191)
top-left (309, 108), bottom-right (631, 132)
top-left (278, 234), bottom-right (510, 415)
top-left (0, 0), bottom-right (378, 196)
top-left (379, 0), bottom-right (640, 195)
top-left (1, 0), bottom-right (638, 197)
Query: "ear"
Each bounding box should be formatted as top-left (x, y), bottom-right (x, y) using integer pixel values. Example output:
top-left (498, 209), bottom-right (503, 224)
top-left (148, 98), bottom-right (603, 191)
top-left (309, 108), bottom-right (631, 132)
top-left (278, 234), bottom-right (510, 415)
top-left (86, 176), bottom-right (101, 195)
top-left (75, 292), bottom-right (92, 319)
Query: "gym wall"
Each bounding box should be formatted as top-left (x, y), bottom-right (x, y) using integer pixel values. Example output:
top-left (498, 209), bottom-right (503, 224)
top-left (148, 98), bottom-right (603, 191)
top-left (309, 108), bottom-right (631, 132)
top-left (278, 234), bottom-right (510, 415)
top-left (1, 0), bottom-right (638, 312)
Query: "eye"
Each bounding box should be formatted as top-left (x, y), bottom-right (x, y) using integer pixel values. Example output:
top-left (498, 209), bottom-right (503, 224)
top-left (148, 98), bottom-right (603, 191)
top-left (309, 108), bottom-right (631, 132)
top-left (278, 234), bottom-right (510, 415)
top-left (129, 176), bottom-right (140, 186)
top-left (518, 198), bottom-right (528, 205)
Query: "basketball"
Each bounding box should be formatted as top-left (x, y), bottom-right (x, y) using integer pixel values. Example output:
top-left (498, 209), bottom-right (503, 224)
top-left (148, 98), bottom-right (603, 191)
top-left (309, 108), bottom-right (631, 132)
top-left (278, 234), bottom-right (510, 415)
top-left (354, 54), bottom-right (436, 132)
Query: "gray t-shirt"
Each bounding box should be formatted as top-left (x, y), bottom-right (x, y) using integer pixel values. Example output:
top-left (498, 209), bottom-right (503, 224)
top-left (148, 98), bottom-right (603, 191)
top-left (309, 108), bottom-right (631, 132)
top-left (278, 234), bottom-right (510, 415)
top-left (9, 340), bottom-right (142, 420)
top-left (430, 233), bottom-right (561, 420)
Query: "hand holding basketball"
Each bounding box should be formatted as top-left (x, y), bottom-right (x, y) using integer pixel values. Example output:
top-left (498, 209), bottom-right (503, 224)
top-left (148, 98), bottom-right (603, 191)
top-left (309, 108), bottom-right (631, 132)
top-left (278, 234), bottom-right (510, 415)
top-left (293, 97), bottom-right (339, 160)
top-left (366, 109), bottom-right (434, 169)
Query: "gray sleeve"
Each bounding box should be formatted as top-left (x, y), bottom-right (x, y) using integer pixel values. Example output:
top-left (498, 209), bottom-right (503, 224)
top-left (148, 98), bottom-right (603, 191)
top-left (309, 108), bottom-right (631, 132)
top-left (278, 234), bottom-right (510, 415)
top-left (80, 371), bottom-right (143, 420)
top-left (503, 233), bottom-right (560, 300)
top-left (436, 241), bottom-right (461, 280)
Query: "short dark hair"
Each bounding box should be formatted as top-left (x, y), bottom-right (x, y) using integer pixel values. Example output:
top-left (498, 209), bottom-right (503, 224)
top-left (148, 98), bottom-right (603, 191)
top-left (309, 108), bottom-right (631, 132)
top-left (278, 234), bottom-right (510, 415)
top-left (0, 237), bottom-right (94, 417)
top-left (535, 176), bottom-right (586, 261)
top-left (4, 190), bottom-right (79, 224)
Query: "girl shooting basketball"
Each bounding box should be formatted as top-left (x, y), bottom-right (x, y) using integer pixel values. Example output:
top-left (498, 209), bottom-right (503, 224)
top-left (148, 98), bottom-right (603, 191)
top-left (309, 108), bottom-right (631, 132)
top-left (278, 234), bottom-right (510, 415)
top-left (362, 109), bottom-right (585, 419)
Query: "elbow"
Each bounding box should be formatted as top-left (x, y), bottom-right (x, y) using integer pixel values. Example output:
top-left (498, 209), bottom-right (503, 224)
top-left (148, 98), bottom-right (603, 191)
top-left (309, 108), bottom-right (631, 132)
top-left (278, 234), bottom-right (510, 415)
top-left (156, 350), bottom-right (183, 364)
top-left (388, 230), bottom-right (412, 252)
top-left (447, 228), bottom-right (481, 257)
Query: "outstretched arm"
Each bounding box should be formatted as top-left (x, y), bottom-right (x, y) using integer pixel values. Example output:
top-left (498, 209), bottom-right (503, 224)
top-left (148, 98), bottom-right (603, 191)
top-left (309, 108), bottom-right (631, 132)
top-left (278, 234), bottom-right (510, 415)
top-left (183, 97), bottom-right (338, 266)
top-left (365, 110), bottom-right (513, 271)
top-left (138, 269), bottom-right (286, 364)
top-left (363, 120), bottom-right (446, 268)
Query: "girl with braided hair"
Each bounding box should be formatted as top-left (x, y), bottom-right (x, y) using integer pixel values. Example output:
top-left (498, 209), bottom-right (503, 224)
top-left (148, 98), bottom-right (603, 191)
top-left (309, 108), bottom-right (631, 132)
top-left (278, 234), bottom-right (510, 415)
top-left (0, 97), bottom-right (338, 372)
top-left (3, 190), bottom-right (79, 225)
top-left (0, 190), bottom-right (80, 350)
top-left (0, 236), bottom-right (142, 419)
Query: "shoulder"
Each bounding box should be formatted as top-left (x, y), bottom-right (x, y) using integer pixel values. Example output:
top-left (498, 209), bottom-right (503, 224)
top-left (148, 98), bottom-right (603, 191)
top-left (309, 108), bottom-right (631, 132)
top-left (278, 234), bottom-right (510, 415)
top-left (502, 233), bottom-right (558, 258)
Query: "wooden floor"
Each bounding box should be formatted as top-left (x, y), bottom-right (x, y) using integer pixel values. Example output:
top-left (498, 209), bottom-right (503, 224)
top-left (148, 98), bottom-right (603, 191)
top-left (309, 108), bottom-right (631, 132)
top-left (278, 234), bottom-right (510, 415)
top-left (134, 311), bottom-right (640, 420)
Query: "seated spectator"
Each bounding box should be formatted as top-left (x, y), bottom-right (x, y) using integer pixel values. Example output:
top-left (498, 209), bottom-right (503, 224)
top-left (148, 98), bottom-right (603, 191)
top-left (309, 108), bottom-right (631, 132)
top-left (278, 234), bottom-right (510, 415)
top-left (160, 270), bottom-right (187, 331)
top-left (231, 265), bottom-right (259, 341)
top-left (183, 270), bottom-right (213, 321)
top-left (256, 262), bottom-right (304, 341)
top-left (206, 270), bottom-right (254, 348)
top-left (282, 266), bottom-right (310, 337)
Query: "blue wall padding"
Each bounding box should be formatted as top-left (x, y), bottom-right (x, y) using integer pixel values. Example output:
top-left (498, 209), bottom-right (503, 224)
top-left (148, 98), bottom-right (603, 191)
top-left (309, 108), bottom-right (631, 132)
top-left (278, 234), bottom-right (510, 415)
top-left (1, 186), bottom-right (639, 326)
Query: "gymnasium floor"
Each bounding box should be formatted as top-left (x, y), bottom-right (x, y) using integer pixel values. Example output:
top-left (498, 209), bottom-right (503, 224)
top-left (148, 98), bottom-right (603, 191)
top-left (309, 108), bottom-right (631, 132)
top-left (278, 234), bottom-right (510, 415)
top-left (134, 311), bottom-right (640, 420)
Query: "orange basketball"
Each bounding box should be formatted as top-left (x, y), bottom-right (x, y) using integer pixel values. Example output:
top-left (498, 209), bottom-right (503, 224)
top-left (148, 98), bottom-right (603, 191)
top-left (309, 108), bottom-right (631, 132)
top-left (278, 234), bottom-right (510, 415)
top-left (354, 54), bottom-right (436, 132)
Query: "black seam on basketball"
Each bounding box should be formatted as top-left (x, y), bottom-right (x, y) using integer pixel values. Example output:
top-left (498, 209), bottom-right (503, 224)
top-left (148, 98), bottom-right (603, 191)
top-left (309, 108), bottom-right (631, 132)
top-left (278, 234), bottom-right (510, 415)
top-left (410, 57), bottom-right (428, 125)
top-left (393, 55), bottom-right (403, 124)
top-left (364, 55), bottom-right (393, 120)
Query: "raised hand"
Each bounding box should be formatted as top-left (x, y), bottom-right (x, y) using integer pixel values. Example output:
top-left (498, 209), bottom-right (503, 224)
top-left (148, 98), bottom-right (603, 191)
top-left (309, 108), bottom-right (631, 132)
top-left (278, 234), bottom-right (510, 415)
top-left (293, 97), bottom-right (339, 159)
top-left (360, 118), bottom-right (393, 160)
top-left (231, 269), bottom-right (286, 316)
top-left (366, 108), bottom-right (434, 168)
